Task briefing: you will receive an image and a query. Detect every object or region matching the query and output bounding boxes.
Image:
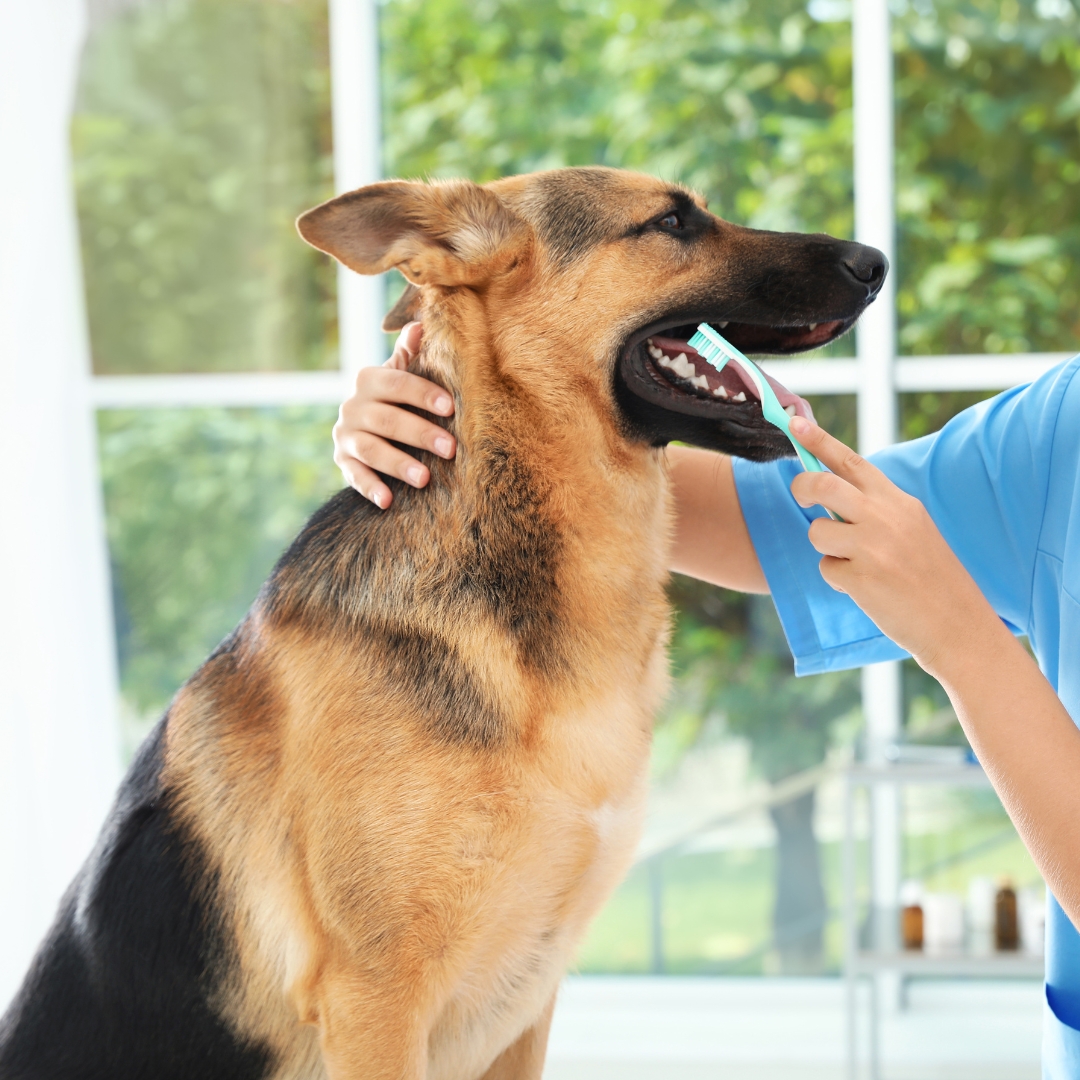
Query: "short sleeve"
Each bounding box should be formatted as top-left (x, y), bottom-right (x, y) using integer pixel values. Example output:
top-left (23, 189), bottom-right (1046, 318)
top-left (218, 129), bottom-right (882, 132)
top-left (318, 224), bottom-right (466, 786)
top-left (732, 356), bottom-right (1080, 676)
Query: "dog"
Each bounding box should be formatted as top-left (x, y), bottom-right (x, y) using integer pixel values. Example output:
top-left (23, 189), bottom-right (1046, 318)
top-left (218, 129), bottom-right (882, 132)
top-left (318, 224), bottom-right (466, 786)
top-left (0, 166), bottom-right (885, 1080)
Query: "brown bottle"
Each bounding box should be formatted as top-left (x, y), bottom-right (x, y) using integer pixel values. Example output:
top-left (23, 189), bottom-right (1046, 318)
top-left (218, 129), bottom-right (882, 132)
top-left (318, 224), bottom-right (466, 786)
top-left (901, 904), bottom-right (924, 950)
top-left (995, 878), bottom-right (1019, 951)
top-left (900, 880), bottom-right (924, 950)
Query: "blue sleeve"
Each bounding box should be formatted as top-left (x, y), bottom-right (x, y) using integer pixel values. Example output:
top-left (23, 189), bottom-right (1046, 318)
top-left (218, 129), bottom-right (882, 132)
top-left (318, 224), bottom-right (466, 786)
top-left (732, 357), bottom-right (1080, 676)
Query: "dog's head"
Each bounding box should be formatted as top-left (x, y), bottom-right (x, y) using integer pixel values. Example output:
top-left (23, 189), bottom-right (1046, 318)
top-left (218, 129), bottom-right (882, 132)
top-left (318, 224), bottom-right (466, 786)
top-left (297, 167), bottom-right (886, 462)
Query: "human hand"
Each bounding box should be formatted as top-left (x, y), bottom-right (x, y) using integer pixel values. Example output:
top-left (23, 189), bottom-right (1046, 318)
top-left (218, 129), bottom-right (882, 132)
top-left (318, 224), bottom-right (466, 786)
top-left (787, 416), bottom-right (1002, 677)
top-left (332, 322), bottom-right (456, 509)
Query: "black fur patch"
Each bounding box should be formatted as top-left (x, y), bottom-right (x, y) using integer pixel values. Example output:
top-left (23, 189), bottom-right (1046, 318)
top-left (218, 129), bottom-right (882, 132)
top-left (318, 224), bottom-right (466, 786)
top-left (0, 720), bottom-right (272, 1080)
top-left (459, 438), bottom-right (564, 674)
top-left (527, 168), bottom-right (628, 268)
top-left (365, 619), bottom-right (506, 749)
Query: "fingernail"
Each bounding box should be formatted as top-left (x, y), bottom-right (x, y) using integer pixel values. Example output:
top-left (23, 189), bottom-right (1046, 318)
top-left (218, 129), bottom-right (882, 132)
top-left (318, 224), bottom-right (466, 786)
top-left (372, 489), bottom-right (387, 509)
top-left (433, 395), bottom-right (452, 414)
top-left (434, 435), bottom-right (454, 457)
top-left (407, 465), bottom-right (425, 486)
top-left (790, 416), bottom-right (810, 435)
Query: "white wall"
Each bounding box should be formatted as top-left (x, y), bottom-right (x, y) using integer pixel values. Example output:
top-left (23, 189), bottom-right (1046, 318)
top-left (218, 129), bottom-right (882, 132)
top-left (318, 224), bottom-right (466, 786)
top-left (0, 0), bottom-right (121, 1009)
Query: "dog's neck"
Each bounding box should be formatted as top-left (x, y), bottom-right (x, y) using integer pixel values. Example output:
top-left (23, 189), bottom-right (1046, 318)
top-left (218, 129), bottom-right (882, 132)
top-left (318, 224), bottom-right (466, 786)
top-left (406, 302), bottom-right (674, 684)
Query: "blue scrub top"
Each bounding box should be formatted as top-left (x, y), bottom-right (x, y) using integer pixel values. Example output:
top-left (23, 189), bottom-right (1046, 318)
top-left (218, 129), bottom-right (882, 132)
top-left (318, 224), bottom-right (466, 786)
top-left (732, 356), bottom-right (1080, 1077)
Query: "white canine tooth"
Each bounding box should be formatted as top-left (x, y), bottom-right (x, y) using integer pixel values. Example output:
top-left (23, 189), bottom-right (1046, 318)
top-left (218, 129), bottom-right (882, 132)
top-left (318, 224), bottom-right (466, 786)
top-left (733, 391), bottom-right (747, 403)
top-left (718, 321), bottom-right (729, 329)
top-left (714, 385), bottom-right (728, 399)
top-left (784, 404), bottom-right (797, 417)
top-left (808, 323), bottom-right (818, 331)
top-left (678, 355), bottom-right (699, 379)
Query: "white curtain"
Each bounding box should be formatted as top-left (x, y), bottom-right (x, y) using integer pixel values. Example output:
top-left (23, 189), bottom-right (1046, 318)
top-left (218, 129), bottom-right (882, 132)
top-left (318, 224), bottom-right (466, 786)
top-left (0, 0), bottom-right (121, 1009)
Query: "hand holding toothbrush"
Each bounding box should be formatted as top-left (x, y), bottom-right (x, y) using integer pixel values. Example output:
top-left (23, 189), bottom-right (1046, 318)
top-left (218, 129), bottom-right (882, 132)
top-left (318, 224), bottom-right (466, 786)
top-left (787, 415), bottom-right (998, 678)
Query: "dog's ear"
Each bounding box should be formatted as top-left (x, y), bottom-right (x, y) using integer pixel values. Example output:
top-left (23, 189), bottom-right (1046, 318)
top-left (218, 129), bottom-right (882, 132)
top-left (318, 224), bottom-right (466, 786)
top-left (382, 282), bottom-right (422, 332)
top-left (296, 179), bottom-right (528, 289)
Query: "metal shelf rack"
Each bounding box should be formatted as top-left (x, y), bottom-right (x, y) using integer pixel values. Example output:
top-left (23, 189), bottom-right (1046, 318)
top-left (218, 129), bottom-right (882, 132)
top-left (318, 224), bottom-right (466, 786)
top-left (842, 763), bottom-right (1044, 1080)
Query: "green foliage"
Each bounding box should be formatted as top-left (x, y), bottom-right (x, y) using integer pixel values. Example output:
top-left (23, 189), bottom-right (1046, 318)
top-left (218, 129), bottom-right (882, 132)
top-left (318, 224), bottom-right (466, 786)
top-left (380, 0), bottom-right (855, 238)
top-left (72, 0), bottom-right (337, 374)
top-left (98, 407), bottom-right (340, 720)
top-left (660, 578), bottom-right (860, 783)
top-left (893, 0), bottom-right (1080, 354)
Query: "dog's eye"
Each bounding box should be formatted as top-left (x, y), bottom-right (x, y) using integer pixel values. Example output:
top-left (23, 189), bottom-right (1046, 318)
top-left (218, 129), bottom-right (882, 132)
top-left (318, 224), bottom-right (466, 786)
top-left (658, 212), bottom-right (682, 230)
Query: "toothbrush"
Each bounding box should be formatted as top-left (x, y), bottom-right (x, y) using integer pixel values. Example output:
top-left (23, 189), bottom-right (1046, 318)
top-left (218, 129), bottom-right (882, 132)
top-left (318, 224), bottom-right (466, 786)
top-left (688, 323), bottom-right (843, 521)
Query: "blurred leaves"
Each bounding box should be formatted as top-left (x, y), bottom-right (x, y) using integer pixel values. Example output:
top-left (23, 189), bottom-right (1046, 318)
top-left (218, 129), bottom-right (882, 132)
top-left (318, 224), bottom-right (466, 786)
top-left (380, 0), bottom-right (856, 239)
top-left (893, 0), bottom-right (1080, 355)
top-left (659, 577), bottom-right (861, 783)
top-left (99, 407), bottom-right (340, 715)
top-left (72, 0), bottom-right (337, 373)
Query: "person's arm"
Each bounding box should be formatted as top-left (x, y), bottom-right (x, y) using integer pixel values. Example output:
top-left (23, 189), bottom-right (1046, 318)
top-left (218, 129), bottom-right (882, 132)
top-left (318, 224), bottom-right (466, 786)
top-left (667, 446), bottom-right (767, 593)
top-left (789, 416), bottom-right (1080, 929)
top-left (332, 326), bottom-right (768, 591)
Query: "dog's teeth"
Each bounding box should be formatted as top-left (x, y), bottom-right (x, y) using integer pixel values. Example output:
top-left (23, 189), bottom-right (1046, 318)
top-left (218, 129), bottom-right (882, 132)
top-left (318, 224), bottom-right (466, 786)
top-left (657, 353), bottom-right (673, 368)
top-left (714, 385), bottom-right (728, 399)
top-left (690, 374), bottom-right (709, 390)
top-left (784, 404), bottom-right (797, 417)
top-left (718, 321), bottom-right (729, 329)
top-left (649, 346), bottom-right (664, 360)
top-left (733, 391), bottom-right (747, 403)
top-left (808, 323), bottom-right (818, 332)
top-left (669, 352), bottom-right (697, 379)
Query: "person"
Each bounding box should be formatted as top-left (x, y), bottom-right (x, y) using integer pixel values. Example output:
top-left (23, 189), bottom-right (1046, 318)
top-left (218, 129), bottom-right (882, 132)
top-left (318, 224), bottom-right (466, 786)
top-left (334, 321), bottom-right (1080, 1075)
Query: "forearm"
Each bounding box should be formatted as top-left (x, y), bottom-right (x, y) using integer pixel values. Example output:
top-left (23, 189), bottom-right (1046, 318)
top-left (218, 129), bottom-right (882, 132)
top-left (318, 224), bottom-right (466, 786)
top-left (925, 607), bottom-right (1080, 928)
top-left (666, 445), bottom-right (768, 593)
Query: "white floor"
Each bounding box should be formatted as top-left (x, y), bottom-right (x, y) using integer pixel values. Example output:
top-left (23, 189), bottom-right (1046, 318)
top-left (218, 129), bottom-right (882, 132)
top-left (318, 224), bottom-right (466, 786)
top-left (544, 977), bottom-right (1043, 1080)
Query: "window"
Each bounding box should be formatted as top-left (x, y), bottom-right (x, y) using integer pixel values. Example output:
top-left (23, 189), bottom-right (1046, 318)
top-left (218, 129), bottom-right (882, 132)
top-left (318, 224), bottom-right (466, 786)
top-left (70, 0), bottom-right (1080, 982)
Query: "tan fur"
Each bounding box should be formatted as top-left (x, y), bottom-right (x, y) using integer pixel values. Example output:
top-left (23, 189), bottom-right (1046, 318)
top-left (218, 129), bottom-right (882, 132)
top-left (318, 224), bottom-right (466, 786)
top-left (157, 169), bottom-right (776, 1079)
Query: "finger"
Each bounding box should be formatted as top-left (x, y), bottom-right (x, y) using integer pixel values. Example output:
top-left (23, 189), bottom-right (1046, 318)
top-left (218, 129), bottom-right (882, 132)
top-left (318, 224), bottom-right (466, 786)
top-left (336, 430), bottom-right (432, 488)
top-left (788, 417), bottom-right (885, 492)
top-left (353, 365), bottom-right (455, 419)
top-left (806, 516), bottom-right (861, 559)
top-left (385, 321), bottom-right (424, 371)
top-left (790, 469), bottom-right (865, 522)
top-left (818, 555), bottom-right (851, 595)
top-left (338, 400), bottom-right (455, 459)
top-left (338, 457), bottom-right (393, 510)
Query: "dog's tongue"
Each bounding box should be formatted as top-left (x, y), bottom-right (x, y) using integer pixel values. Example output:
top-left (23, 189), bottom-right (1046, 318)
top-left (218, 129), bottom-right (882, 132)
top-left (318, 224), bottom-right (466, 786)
top-left (650, 336), bottom-right (815, 420)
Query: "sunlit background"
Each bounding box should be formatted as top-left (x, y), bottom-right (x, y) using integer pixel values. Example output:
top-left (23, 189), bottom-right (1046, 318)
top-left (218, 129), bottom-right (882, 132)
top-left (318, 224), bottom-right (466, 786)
top-left (5, 0), bottom-right (1080, 1076)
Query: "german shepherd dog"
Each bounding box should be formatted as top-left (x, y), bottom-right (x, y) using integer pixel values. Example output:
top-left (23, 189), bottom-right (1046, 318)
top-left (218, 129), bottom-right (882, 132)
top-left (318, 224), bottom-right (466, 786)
top-left (0, 168), bottom-right (885, 1080)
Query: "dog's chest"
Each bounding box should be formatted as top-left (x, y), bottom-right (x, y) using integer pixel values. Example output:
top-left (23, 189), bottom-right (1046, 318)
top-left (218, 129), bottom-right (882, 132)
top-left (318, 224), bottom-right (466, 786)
top-left (424, 691), bottom-right (653, 1080)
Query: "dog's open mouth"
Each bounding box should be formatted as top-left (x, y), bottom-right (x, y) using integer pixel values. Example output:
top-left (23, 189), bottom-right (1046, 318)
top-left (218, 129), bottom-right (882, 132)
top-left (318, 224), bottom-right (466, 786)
top-left (645, 332), bottom-right (818, 419)
top-left (637, 317), bottom-right (850, 421)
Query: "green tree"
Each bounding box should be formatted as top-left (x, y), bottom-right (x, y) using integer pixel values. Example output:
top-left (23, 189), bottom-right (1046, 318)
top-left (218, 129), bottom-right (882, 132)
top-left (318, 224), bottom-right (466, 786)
top-left (894, 0), bottom-right (1080, 355)
top-left (72, 0), bottom-right (336, 374)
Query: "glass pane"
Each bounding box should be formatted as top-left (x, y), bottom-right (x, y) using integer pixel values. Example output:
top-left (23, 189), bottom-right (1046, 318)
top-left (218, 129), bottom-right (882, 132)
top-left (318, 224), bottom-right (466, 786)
top-left (98, 407), bottom-right (340, 757)
top-left (894, 0), bottom-right (1080, 355)
top-left (381, 0), bottom-right (855, 360)
top-left (73, 0), bottom-right (336, 374)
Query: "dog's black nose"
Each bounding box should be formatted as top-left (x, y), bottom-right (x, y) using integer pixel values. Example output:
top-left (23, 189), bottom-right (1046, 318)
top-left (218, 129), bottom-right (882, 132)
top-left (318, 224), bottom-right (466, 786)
top-left (840, 243), bottom-right (888, 296)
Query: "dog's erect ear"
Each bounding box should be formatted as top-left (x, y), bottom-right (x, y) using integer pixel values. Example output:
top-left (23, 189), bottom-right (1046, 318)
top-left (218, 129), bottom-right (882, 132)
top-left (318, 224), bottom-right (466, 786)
top-left (382, 282), bottom-right (422, 333)
top-left (296, 179), bottom-right (528, 288)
